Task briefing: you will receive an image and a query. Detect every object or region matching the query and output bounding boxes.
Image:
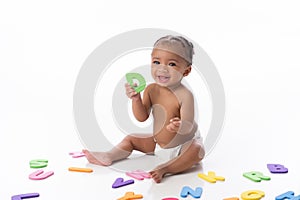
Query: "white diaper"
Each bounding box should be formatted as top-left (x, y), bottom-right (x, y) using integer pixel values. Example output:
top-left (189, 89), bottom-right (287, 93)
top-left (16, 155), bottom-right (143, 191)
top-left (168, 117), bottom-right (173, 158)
top-left (169, 130), bottom-right (203, 159)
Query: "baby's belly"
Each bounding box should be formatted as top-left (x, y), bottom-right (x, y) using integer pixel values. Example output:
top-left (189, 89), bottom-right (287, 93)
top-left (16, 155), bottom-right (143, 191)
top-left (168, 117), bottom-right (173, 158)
top-left (151, 104), bottom-right (197, 148)
top-left (154, 125), bottom-right (196, 148)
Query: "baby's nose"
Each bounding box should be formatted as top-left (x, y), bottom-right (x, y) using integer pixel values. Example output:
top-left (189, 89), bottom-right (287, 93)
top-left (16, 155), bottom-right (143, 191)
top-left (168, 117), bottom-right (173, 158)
top-left (157, 64), bottom-right (168, 72)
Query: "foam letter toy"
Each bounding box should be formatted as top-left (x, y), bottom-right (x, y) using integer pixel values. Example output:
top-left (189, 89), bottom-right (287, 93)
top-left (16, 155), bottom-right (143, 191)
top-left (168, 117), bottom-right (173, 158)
top-left (69, 152), bottom-right (85, 158)
top-left (29, 159), bottom-right (48, 168)
top-left (198, 171), bottom-right (225, 183)
top-left (243, 171), bottom-right (270, 182)
top-left (126, 73), bottom-right (146, 93)
top-left (112, 177), bottom-right (134, 188)
top-left (275, 191), bottom-right (300, 200)
top-left (241, 190), bottom-right (265, 200)
top-left (118, 192), bottom-right (143, 200)
top-left (180, 186), bottom-right (203, 198)
top-left (267, 164), bottom-right (288, 173)
top-left (223, 198), bottom-right (239, 200)
top-left (68, 167), bottom-right (93, 173)
top-left (29, 170), bottom-right (54, 180)
top-left (126, 170), bottom-right (151, 180)
top-left (11, 193), bottom-right (40, 200)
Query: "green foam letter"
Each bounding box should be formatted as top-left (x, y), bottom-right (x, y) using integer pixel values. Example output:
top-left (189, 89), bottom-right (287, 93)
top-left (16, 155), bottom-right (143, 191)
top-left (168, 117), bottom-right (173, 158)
top-left (126, 73), bottom-right (146, 93)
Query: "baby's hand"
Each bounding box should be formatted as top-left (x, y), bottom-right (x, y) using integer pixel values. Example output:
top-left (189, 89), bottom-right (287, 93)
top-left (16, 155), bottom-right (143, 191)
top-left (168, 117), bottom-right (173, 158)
top-left (166, 117), bottom-right (181, 133)
top-left (125, 83), bottom-right (141, 100)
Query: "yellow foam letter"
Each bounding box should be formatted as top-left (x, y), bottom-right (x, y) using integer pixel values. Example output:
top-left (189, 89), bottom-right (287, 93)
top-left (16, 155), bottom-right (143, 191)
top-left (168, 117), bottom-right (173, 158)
top-left (198, 171), bottom-right (225, 183)
top-left (241, 190), bottom-right (265, 200)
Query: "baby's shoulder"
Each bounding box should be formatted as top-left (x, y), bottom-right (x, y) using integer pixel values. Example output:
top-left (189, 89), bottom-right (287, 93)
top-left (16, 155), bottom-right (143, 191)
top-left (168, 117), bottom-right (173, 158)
top-left (176, 85), bottom-right (194, 101)
top-left (145, 83), bottom-right (159, 92)
top-left (146, 83), bottom-right (157, 89)
top-left (179, 84), bottom-right (193, 95)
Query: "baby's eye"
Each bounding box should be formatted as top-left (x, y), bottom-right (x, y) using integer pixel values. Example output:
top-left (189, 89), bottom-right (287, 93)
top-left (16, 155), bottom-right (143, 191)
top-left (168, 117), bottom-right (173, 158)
top-left (153, 60), bottom-right (160, 65)
top-left (168, 62), bottom-right (177, 67)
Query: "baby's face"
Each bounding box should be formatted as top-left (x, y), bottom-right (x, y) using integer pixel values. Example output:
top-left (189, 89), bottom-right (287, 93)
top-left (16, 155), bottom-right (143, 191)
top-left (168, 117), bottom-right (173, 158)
top-left (151, 48), bottom-right (191, 88)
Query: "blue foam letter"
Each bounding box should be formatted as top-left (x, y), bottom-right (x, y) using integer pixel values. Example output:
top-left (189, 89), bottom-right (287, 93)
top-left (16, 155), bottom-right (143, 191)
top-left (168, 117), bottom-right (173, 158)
top-left (180, 186), bottom-right (203, 198)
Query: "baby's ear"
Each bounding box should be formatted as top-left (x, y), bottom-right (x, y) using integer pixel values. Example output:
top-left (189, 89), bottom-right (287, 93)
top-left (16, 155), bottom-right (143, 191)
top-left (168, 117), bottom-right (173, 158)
top-left (183, 66), bottom-right (192, 77)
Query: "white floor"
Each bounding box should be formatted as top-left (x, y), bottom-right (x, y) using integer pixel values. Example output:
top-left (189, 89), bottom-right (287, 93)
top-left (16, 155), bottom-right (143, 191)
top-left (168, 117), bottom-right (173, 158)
top-left (1, 107), bottom-right (300, 200)
top-left (1, 1), bottom-right (300, 199)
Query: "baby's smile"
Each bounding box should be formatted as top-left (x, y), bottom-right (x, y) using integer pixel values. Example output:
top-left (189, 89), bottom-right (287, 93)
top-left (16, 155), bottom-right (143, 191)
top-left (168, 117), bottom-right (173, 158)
top-left (158, 75), bottom-right (170, 83)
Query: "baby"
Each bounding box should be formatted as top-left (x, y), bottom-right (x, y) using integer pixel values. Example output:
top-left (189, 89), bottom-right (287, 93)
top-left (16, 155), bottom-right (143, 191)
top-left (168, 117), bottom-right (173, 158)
top-left (83, 35), bottom-right (205, 183)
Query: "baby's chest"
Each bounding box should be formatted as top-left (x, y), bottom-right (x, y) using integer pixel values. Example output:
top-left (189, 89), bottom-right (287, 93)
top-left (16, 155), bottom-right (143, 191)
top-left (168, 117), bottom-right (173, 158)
top-left (151, 92), bottom-right (181, 114)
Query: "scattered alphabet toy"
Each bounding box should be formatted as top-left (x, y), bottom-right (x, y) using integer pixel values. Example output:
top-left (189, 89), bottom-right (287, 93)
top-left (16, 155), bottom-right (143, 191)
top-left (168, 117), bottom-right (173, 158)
top-left (23, 156), bottom-right (294, 199)
top-left (11, 193), bottom-right (40, 200)
top-left (267, 164), bottom-right (288, 173)
top-left (114, 190), bottom-right (300, 200)
top-left (69, 152), bottom-right (85, 158)
top-left (112, 177), bottom-right (135, 188)
top-left (275, 191), bottom-right (300, 200)
top-left (178, 188), bottom-right (265, 200)
top-left (241, 190), bottom-right (265, 200)
top-left (29, 159), bottom-right (48, 168)
top-left (180, 186), bottom-right (203, 198)
top-left (29, 170), bottom-right (54, 180)
top-left (126, 170), bottom-right (151, 180)
top-left (242, 171), bottom-right (271, 182)
top-left (117, 192), bottom-right (143, 200)
top-left (197, 171), bottom-right (225, 183)
top-left (68, 167), bottom-right (93, 173)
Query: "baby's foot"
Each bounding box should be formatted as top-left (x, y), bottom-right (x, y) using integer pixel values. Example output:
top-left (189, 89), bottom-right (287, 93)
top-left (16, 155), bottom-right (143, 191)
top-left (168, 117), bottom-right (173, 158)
top-left (82, 149), bottom-right (112, 166)
top-left (149, 167), bottom-right (167, 183)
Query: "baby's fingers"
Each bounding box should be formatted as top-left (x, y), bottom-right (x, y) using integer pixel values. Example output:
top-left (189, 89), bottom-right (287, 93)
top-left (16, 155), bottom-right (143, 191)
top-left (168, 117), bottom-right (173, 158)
top-left (172, 121), bottom-right (181, 127)
top-left (166, 124), bottom-right (176, 132)
top-left (125, 82), bottom-right (138, 88)
top-left (170, 117), bottom-right (181, 126)
top-left (170, 117), bottom-right (180, 122)
top-left (127, 90), bottom-right (137, 98)
top-left (125, 83), bottom-right (141, 100)
top-left (166, 121), bottom-right (180, 132)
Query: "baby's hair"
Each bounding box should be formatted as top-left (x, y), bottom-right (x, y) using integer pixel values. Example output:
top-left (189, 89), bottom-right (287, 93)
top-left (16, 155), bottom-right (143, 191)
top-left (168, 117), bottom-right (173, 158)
top-left (153, 35), bottom-right (195, 65)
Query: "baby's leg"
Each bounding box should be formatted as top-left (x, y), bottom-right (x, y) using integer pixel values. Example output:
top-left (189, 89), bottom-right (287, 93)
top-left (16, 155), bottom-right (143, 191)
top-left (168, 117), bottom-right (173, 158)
top-left (83, 134), bottom-right (156, 166)
top-left (150, 139), bottom-right (205, 183)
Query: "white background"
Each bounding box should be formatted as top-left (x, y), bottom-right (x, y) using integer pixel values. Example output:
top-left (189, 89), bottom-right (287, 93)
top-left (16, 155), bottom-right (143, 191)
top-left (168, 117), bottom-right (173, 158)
top-left (1, 0), bottom-right (300, 199)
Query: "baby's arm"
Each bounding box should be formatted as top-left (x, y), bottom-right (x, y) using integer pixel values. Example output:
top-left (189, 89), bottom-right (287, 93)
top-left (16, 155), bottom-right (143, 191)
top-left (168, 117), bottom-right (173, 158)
top-left (125, 83), bottom-right (151, 122)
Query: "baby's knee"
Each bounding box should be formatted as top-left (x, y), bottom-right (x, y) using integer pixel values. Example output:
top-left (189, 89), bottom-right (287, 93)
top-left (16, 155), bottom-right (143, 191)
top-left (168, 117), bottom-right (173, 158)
top-left (197, 145), bottom-right (205, 160)
top-left (123, 134), bottom-right (134, 143)
top-left (192, 143), bottom-right (205, 162)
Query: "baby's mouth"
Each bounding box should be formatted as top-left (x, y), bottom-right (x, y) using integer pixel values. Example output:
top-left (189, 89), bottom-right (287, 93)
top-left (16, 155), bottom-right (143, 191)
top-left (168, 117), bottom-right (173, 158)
top-left (158, 75), bottom-right (170, 83)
